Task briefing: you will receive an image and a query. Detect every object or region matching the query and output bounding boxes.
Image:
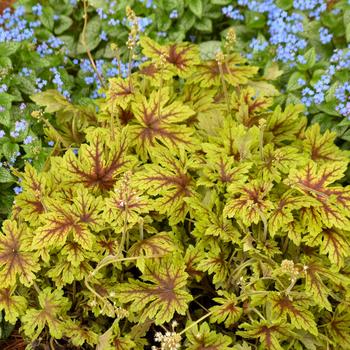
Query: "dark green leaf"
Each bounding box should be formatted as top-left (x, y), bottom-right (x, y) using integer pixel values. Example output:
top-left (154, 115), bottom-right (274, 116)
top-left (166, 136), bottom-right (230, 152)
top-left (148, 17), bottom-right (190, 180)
top-left (54, 15), bottom-right (73, 35)
top-left (287, 72), bottom-right (305, 92)
top-left (188, 0), bottom-right (203, 18)
top-left (40, 6), bottom-right (55, 30)
top-left (2, 143), bottom-right (19, 161)
top-left (194, 18), bottom-right (212, 32)
top-left (0, 42), bottom-right (20, 57)
top-left (0, 168), bottom-right (15, 184)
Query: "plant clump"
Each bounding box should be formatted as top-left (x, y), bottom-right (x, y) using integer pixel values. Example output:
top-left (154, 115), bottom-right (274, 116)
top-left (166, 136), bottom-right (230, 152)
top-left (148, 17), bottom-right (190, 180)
top-left (1, 36), bottom-right (350, 350)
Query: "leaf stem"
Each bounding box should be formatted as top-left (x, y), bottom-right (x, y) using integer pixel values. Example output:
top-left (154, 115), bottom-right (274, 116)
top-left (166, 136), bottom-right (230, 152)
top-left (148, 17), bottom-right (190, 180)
top-left (179, 310), bottom-right (213, 336)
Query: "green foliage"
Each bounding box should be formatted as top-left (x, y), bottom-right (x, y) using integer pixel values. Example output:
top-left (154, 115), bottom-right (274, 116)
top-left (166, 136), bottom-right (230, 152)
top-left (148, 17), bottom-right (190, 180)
top-left (2, 37), bottom-right (350, 349)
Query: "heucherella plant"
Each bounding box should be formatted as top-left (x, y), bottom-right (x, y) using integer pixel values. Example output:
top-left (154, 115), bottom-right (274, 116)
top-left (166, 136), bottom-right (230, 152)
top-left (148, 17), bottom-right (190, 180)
top-left (217, 0), bottom-right (350, 156)
top-left (1, 36), bottom-right (350, 349)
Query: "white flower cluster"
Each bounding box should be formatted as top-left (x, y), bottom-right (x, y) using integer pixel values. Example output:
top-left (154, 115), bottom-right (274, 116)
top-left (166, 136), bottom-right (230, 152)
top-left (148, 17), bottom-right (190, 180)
top-left (152, 322), bottom-right (182, 350)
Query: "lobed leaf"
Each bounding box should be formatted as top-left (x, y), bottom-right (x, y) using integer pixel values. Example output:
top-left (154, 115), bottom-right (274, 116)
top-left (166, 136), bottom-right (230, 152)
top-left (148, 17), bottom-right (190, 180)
top-left (0, 220), bottom-right (39, 287)
top-left (116, 257), bottom-right (192, 324)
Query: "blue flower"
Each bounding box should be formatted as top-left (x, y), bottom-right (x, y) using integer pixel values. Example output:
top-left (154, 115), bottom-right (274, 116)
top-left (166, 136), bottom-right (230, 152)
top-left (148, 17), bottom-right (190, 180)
top-left (157, 31), bottom-right (167, 38)
top-left (15, 119), bottom-right (27, 133)
top-left (32, 4), bottom-right (43, 16)
top-left (250, 37), bottom-right (268, 52)
top-left (297, 55), bottom-right (306, 64)
top-left (85, 76), bottom-right (95, 85)
top-left (222, 5), bottom-right (244, 20)
top-left (23, 135), bottom-right (34, 145)
top-left (0, 84), bottom-right (8, 93)
top-left (170, 10), bottom-right (178, 19)
top-left (20, 67), bottom-right (32, 77)
top-left (100, 31), bottom-right (108, 41)
top-left (0, 130), bottom-right (5, 138)
top-left (96, 8), bottom-right (107, 20)
top-left (108, 18), bottom-right (120, 26)
top-left (138, 17), bottom-right (152, 32)
top-left (35, 78), bottom-right (48, 92)
top-left (13, 186), bottom-right (23, 195)
top-left (319, 27), bottom-right (332, 44)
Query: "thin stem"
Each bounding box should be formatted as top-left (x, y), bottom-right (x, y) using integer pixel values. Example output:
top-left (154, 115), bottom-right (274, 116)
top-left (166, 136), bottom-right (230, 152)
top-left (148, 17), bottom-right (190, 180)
top-left (251, 307), bottom-right (266, 321)
top-left (82, 0), bottom-right (105, 87)
top-left (256, 207), bottom-right (268, 242)
top-left (218, 61), bottom-right (231, 114)
top-left (33, 281), bottom-right (41, 294)
top-left (115, 46), bottom-right (122, 78)
top-left (85, 255), bottom-right (161, 316)
top-left (259, 120), bottom-right (265, 162)
top-left (139, 218), bottom-right (144, 241)
top-left (285, 277), bottom-right (297, 295)
top-left (118, 200), bottom-right (129, 257)
top-left (179, 311), bottom-right (213, 336)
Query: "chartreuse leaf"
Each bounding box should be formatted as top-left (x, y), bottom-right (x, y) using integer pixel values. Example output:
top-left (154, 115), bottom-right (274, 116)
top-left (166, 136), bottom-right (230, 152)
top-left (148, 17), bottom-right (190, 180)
top-left (189, 53), bottom-right (258, 87)
top-left (269, 292), bottom-right (318, 335)
top-left (116, 256), bottom-right (192, 324)
top-left (61, 241), bottom-right (89, 267)
top-left (135, 150), bottom-right (198, 225)
top-left (59, 127), bottom-right (135, 191)
top-left (47, 255), bottom-right (91, 287)
top-left (198, 143), bottom-right (252, 190)
top-left (63, 320), bottom-right (98, 347)
top-left (188, 199), bottom-right (241, 243)
top-left (14, 163), bottom-right (50, 222)
top-left (184, 244), bottom-right (206, 282)
top-left (95, 321), bottom-right (136, 350)
top-left (286, 162), bottom-right (350, 234)
top-left (265, 104), bottom-right (306, 144)
top-left (30, 186), bottom-right (102, 252)
top-left (21, 287), bottom-right (71, 339)
top-left (71, 186), bottom-right (104, 232)
top-left (268, 191), bottom-right (315, 239)
top-left (260, 144), bottom-right (305, 183)
top-left (237, 320), bottom-right (293, 350)
top-left (130, 89), bottom-right (195, 159)
top-left (303, 124), bottom-right (349, 163)
top-left (302, 259), bottom-right (348, 310)
top-left (304, 227), bottom-right (350, 267)
top-left (224, 180), bottom-right (274, 226)
top-left (231, 87), bottom-right (273, 127)
top-left (185, 322), bottom-right (233, 349)
top-left (327, 304), bottom-right (350, 349)
top-left (202, 120), bottom-right (259, 168)
top-left (105, 77), bottom-right (137, 111)
top-left (0, 220), bottom-right (39, 288)
top-left (0, 287), bottom-right (27, 324)
top-left (209, 290), bottom-right (242, 327)
top-left (129, 232), bottom-right (177, 274)
top-left (138, 60), bottom-right (175, 84)
top-left (129, 233), bottom-right (176, 259)
top-left (140, 36), bottom-right (200, 77)
top-left (104, 175), bottom-right (152, 232)
top-left (197, 241), bottom-right (231, 285)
